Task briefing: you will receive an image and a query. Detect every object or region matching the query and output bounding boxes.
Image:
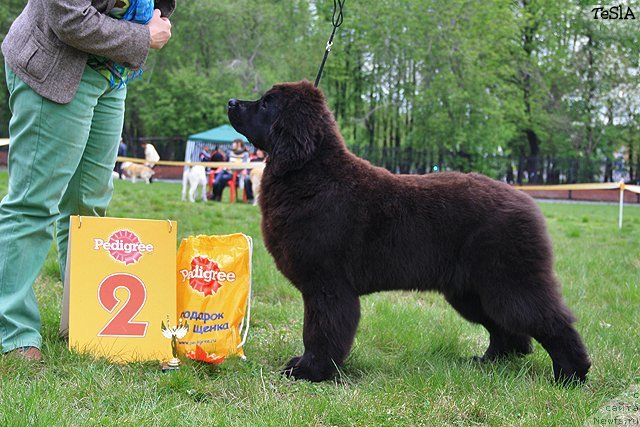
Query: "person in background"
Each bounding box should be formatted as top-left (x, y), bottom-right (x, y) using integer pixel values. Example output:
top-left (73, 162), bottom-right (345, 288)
top-left (229, 140), bottom-right (249, 164)
top-left (0, 0), bottom-right (175, 362)
top-left (142, 141), bottom-right (160, 167)
top-left (141, 141), bottom-right (160, 183)
top-left (207, 145), bottom-right (227, 199)
top-left (198, 144), bottom-right (212, 175)
top-left (245, 149), bottom-right (266, 203)
top-left (199, 145), bottom-right (212, 163)
top-left (211, 145), bottom-right (225, 163)
top-left (211, 139), bottom-right (249, 201)
top-left (116, 138), bottom-right (128, 179)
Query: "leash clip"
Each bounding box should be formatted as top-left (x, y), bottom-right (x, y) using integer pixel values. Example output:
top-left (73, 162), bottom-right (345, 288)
top-left (314, 0), bottom-right (346, 87)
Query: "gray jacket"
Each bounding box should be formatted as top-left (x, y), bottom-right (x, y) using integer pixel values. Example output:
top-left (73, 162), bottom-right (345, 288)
top-left (1, 0), bottom-right (176, 104)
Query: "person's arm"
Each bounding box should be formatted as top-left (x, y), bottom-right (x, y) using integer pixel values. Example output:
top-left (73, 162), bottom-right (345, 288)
top-left (44, 1), bottom-right (171, 69)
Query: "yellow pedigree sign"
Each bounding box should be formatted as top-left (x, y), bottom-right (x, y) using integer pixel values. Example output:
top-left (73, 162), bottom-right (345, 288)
top-left (61, 216), bottom-right (177, 363)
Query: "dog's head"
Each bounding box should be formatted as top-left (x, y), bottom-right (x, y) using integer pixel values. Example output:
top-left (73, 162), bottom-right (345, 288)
top-left (228, 80), bottom-right (328, 176)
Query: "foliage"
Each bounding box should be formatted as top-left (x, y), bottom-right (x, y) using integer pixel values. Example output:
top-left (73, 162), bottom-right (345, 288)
top-left (0, 1), bottom-right (638, 179)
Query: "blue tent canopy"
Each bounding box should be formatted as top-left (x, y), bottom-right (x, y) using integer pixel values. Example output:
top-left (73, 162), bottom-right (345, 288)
top-left (184, 124), bottom-right (252, 165)
top-left (187, 124), bottom-right (248, 145)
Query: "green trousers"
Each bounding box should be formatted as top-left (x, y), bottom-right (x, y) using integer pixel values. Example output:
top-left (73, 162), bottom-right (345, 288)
top-left (0, 63), bottom-right (126, 353)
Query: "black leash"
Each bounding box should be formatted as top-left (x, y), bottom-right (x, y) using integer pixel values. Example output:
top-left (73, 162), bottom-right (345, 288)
top-left (314, 0), bottom-right (345, 88)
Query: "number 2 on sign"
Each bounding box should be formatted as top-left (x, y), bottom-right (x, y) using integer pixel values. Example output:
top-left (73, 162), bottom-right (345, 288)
top-left (97, 273), bottom-right (149, 337)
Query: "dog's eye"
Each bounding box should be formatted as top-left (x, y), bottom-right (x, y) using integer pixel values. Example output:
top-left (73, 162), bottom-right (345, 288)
top-left (260, 96), bottom-right (272, 110)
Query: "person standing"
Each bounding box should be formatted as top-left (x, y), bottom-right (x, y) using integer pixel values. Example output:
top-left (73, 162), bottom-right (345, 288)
top-left (141, 141), bottom-right (160, 182)
top-left (0, 0), bottom-right (175, 362)
top-left (116, 138), bottom-right (128, 179)
top-left (142, 141), bottom-right (160, 167)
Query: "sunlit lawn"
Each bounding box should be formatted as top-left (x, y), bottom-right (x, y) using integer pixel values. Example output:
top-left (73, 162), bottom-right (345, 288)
top-left (0, 170), bottom-right (639, 426)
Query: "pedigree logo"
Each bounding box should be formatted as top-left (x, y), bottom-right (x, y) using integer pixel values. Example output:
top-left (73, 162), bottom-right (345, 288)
top-left (179, 255), bottom-right (236, 296)
top-left (93, 229), bottom-right (154, 265)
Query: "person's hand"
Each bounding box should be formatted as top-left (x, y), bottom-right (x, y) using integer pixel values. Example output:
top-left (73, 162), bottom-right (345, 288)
top-left (147, 9), bottom-right (172, 49)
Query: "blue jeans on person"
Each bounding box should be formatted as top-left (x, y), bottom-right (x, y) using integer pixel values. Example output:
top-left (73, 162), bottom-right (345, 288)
top-left (212, 170), bottom-right (234, 201)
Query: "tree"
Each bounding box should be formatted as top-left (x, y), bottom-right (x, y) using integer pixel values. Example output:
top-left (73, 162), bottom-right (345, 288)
top-left (1, 0), bottom-right (636, 182)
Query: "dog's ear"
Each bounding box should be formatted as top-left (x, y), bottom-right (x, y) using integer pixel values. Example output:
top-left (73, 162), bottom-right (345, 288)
top-left (268, 83), bottom-right (323, 177)
top-left (269, 115), bottom-right (315, 177)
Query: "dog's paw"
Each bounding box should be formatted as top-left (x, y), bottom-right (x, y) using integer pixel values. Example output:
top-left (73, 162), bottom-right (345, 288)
top-left (470, 355), bottom-right (487, 363)
top-left (281, 355), bottom-right (334, 382)
top-left (553, 358), bottom-right (590, 386)
top-left (281, 356), bottom-right (302, 375)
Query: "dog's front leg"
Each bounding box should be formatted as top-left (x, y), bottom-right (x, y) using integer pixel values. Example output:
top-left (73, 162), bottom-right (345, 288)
top-left (282, 287), bottom-right (360, 382)
top-left (200, 180), bottom-right (207, 202)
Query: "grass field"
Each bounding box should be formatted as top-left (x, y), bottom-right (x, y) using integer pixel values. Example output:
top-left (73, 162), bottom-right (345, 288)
top-left (0, 170), bottom-right (639, 426)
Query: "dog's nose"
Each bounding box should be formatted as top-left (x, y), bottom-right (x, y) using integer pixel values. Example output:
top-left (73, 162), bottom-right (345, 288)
top-left (228, 98), bottom-right (239, 109)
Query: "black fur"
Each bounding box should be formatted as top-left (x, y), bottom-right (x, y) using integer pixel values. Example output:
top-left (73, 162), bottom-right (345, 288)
top-left (228, 81), bottom-right (591, 384)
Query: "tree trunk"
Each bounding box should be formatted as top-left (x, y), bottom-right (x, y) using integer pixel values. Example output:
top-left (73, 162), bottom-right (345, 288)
top-left (525, 129), bottom-right (541, 183)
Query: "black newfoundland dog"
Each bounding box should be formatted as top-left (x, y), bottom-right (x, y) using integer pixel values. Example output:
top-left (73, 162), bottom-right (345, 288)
top-left (228, 81), bottom-right (590, 384)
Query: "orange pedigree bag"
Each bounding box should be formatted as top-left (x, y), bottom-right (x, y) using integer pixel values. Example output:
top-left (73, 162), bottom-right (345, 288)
top-left (176, 234), bottom-right (252, 362)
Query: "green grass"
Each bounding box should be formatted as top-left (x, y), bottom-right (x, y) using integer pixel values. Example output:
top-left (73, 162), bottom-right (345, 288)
top-left (1, 170), bottom-right (639, 426)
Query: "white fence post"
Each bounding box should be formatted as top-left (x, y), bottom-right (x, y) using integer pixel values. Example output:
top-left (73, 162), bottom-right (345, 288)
top-left (619, 179), bottom-right (625, 230)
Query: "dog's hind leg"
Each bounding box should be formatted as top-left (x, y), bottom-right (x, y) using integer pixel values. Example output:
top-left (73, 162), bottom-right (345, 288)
top-left (282, 288), bottom-right (360, 382)
top-left (531, 321), bottom-right (591, 385)
top-left (480, 278), bottom-right (590, 384)
top-left (445, 293), bottom-right (533, 361)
